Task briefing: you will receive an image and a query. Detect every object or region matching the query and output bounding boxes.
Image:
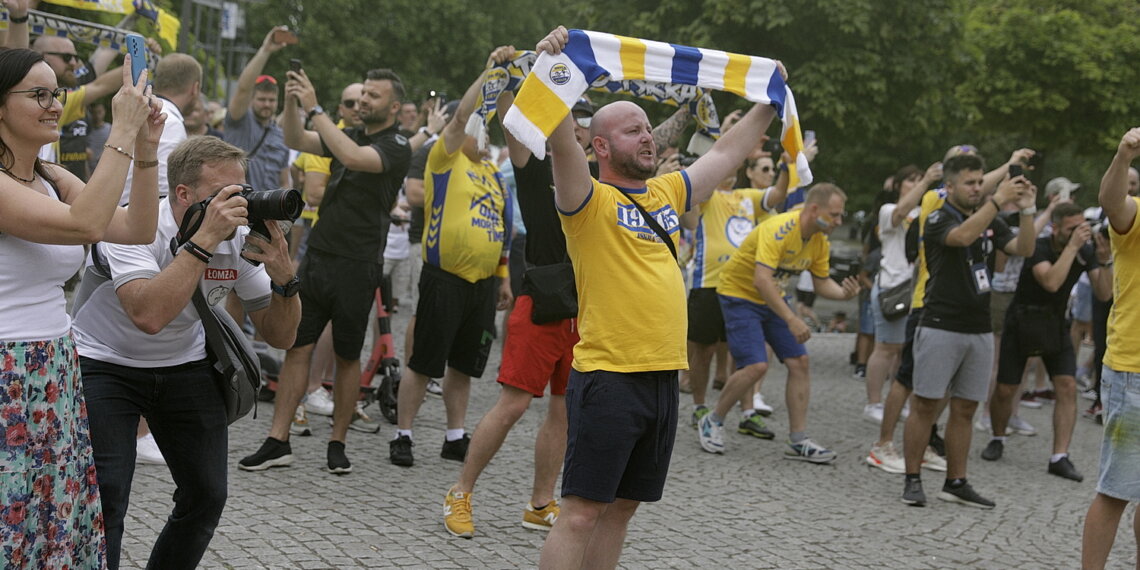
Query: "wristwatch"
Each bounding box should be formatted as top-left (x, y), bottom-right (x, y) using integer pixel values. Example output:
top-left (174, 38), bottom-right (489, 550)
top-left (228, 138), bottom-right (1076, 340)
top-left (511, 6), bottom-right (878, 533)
top-left (306, 105), bottom-right (325, 122)
top-left (271, 275), bottom-right (301, 297)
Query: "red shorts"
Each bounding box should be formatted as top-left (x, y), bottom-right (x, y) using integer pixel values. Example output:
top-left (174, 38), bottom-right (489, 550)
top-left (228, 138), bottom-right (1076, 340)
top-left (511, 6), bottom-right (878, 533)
top-left (498, 295), bottom-right (578, 397)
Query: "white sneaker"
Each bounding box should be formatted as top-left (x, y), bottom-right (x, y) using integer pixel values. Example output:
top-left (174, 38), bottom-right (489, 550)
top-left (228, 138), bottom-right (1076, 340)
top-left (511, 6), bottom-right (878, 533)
top-left (752, 393), bottom-right (774, 417)
top-left (921, 446), bottom-right (947, 472)
top-left (1081, 388), bottom-right (1098, 401)
top-left (290, 404), bottom-right (312, 436)
top-left (866, 442), bottom-right (905, 474)
top-left (304, 387), bottom-right (335, 417)
top-left (697, 414), bottom-right (725, 454)
top-left (1008, 416), bottom-right (1037, 436)
top-left (426, 379), bottom-right (443, 397)
top-left (863, 403), bottom-right (884, 424)
top-left (136, 433), bottom-right (166, 465)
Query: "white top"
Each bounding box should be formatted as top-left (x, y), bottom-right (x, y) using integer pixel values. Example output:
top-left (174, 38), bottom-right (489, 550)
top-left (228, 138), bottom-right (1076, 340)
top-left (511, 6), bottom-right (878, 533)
top-left (0, 179), bottom-right (85, 341)
top-left (119, 97), bottom-right (186, 205)
top-left (72, 200), bottom-right (272, 367)
top-left (877, 203), bottom-right (919, 289)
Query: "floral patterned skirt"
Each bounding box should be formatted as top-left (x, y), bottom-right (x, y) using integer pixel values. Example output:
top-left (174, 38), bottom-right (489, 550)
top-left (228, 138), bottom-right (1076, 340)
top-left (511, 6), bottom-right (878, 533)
top-left (0, 334), bottom-right (106, 568)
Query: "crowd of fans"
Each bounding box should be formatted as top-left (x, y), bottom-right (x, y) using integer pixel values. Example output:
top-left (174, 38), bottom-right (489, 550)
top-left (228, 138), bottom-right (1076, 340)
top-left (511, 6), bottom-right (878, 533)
top-left (0, 11), bottom-right (1137, 570)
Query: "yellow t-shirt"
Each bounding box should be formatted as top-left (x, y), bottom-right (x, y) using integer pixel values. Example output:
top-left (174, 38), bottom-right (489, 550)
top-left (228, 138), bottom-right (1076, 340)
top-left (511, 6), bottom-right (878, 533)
top-left (422, 134), bottom-right (510, 283)
top-left (691, 188), bottom-right (771, 289)
top-left (717, 210), bottom-right (830, 305)
top-left (1105, 196), bottom-right (1140, 372)
top-left (911, 188), bottom-right (948, 309)
top-left (292, 152), bottom-right (331, 223)
top-left (560, 171), bottom-right (691, 373)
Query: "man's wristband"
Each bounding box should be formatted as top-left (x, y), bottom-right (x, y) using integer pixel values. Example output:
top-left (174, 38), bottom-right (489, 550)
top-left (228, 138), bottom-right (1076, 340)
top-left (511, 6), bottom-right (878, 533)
top-left (989, 198), bottom-right (1001, 212)
top-left (10, 15), bottom-right (28, 24)
top-left (1020, 206), bottom-right (1037, 216)
top-left (418, 126), bottom-right (436, 137)
top-left (306, 105), bottom-right (325, 122)
top-left (182, 241), bottom-right (213, 264)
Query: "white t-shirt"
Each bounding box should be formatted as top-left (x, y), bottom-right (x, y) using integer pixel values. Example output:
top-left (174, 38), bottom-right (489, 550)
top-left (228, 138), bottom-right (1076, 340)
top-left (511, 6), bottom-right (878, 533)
top-left (0, 179), bottom-right (84, 341)
top-left (73, 200), bottom-right (272, 367)
top-left (119, 97), bottom-right (186, 205)
top-left (877, 203), bottom-right (919, 289)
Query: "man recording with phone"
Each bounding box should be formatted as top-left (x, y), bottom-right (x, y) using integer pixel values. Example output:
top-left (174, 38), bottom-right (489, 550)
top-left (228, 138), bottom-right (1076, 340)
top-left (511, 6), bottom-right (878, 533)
top-left (225, 25), bottom-right (294, 191)
top-left (71, 137), bottom-right (301, 570)
top-left (239, 63), bottom-right (411, 474)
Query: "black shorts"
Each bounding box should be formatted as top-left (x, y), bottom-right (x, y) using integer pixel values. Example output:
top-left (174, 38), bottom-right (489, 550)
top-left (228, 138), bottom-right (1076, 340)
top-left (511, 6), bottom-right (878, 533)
top-left (294, 250), bottom-right (381, 361)
top-left (996, 307), bottom-right (1075, 384)
top-left (561, 369), bottom-right (678, 503)
top-left (894, 308), bottom-right (923, 390)
top-left (687, 287), bottom-right (726, 345)
top-left (407, 263), bottom-right (497, 378)
top-left (795, 289), bottom-right (816, 307)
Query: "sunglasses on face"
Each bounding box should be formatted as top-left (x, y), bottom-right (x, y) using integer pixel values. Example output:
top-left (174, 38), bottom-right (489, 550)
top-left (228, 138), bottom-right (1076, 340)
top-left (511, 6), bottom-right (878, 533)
top-left (9, 87), bottom-right (67, 109)
top-left (341, 99), bottom-right (357, 109)
top-left (45, 52), bottom-right (78, 64)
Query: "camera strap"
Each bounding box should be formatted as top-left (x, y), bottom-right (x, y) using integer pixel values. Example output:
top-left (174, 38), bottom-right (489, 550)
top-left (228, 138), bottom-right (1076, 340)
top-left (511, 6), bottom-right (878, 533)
top-left (170, 201), bottom-right (209, 255)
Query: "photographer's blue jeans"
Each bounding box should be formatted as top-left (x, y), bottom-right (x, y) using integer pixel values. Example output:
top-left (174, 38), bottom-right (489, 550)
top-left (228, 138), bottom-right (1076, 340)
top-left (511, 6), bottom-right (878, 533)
top-left (79, 356), bottom-right (228, 570)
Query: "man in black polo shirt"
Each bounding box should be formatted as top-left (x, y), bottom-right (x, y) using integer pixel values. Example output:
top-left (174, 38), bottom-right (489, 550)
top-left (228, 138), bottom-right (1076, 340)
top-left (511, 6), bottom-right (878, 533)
top-left (901, 153), bottom-right (1035, 508)
top-left (239, 67), bottom-right (412, 474)
top-left (982, 202), bottom-right (1112, 480)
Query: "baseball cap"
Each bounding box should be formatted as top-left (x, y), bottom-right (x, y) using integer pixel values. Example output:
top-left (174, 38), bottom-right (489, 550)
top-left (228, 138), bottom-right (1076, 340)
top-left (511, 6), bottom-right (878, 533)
top-left (1045, 176), bottom-right (1080, 197)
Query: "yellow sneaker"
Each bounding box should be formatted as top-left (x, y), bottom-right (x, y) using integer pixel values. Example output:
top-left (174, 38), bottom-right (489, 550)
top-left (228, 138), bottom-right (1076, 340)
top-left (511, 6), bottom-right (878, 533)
top-left (444, 488), bottom-right (474, 538)
top-left (522, 499), bottom-right (559, 531)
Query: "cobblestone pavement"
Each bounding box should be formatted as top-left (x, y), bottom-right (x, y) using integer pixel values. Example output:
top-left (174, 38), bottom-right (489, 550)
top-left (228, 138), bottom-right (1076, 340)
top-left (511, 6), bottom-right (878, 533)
top-left (121, 308), bottom-right (1137, 568)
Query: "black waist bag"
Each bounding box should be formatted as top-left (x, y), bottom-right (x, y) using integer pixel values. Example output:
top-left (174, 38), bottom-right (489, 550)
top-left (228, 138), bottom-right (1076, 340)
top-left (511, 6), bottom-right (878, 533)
top-left (521, 262), bottom-right (577, 324)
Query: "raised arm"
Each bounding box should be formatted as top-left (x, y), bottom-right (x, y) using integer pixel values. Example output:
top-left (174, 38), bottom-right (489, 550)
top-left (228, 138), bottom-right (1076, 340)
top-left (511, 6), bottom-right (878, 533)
top-left (984, 148), bottom-right (1034, 194)
top-left (684, 98), bottom-right (779, 206)
top-left (0, 62), bottom-right (154, 244)
top-left (652, 107), bottom-right (689, 155)
top-left (944, 175), bottom-right (1024, 247)
top-left (496, 90), bottom-right (532, 168)
top-left (287, 70), bottom-right (384, 172)
top-left (1100, 128), bottom-right (1140, 234)
top-left (2, 0), bottom-right (28, 49)
top-left (229, 26), bottom-right (289, 121)
top-left (441, 46), bottom-right (515, 156)
top-left (892, 162), bottom-right (941, 227)
top-left (536, 26), bottom-right (592, 213)
top-left (1031, 224), bottom-right (1087, 293)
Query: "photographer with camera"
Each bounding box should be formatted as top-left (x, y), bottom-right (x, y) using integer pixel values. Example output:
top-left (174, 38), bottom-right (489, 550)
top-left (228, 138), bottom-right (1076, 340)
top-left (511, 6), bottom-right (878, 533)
top-left (240, 65), bottom-right (411, 474)
top-left (71, 137), bottom-right (301, 570)
top-left (979, 202), bottom-right (1111, 482)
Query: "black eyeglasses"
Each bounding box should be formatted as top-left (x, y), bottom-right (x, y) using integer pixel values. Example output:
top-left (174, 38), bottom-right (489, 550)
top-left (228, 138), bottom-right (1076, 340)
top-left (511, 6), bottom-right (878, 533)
top-left (341, 99), bottom-right (357, 109)
top-left (9, 87), bottom-right (67, 109)
top-left (44, 52), bottom-right (78, 64)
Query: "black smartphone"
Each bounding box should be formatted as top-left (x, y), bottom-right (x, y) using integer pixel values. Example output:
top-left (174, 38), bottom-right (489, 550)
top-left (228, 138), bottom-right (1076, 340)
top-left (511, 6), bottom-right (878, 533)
top-left (289, 59), bottom-right (302, 74)
top-left (1009, 164), bottom-right (1023, 178)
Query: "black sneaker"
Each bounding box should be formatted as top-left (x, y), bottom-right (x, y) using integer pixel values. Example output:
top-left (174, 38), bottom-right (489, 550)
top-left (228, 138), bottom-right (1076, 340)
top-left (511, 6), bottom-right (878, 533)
top-left (390, 434), bottom-right (414, 467)
top-left (938, 481), bottom-right (995, 509)
top-left (737, 415), bottom-right (775, 439)
top-left (238, 437), bottom-right (293, 471)
top-left (441, 434), bottom-right (471, 461)
top-left (901, 478), bottom-right (926, 507)
top-left (980, 439), bottom-right (1003, 461)
top-left (327, 441), bottom-right (352, 475)
top-left (928, 427), bottom-right (946, 458)
top-left (1048, 456), bottom-right (1084, 482)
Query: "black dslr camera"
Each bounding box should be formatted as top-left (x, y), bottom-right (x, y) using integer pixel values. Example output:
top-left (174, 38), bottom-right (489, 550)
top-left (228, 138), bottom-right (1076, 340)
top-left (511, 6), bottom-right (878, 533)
top-left (227, 185), bottom-right (305, 265)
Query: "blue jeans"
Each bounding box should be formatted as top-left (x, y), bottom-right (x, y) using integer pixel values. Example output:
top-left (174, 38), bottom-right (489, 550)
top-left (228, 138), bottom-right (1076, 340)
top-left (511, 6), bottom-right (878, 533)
top-left (80, 356), bottom-right (228, 570)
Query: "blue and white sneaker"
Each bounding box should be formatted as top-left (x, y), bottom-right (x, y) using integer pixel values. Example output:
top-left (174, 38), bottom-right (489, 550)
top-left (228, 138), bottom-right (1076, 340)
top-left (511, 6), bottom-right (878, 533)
top-left (784, 439), bottom-right (837, 464)
top-left (697, 414), bottom-right (725, 454)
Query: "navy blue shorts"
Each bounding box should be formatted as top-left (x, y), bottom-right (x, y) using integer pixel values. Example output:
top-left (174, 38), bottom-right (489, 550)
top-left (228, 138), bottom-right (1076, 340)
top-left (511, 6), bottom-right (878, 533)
top-left (719, 294), bottom-right (806, 368)
top-left (561, 369), bottom-right (678, 503)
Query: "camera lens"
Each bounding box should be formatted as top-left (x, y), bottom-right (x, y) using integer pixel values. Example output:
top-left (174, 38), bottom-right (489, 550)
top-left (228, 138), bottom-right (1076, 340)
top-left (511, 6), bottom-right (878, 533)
top-left (245, 188), bottom-right (305, 221)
